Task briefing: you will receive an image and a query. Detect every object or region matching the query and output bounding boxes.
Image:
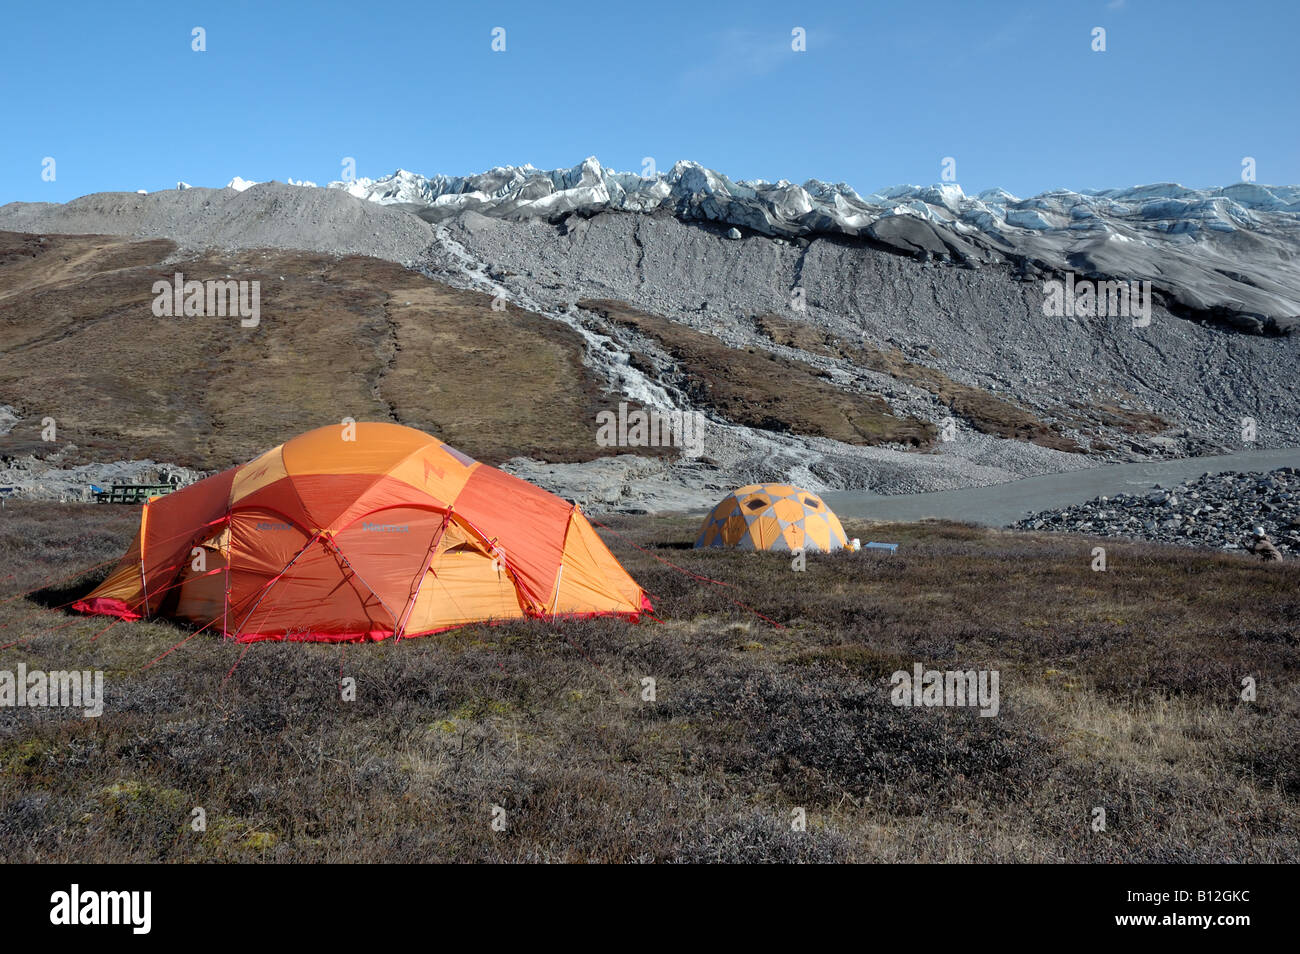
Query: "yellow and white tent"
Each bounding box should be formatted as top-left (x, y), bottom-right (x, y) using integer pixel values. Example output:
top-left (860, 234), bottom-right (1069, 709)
top-left (694, 484), bottom-right (848, 553)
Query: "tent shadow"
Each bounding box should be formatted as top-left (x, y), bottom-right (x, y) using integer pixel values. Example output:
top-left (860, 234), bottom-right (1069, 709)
top-left (29, 566), bottom-right (112, 612)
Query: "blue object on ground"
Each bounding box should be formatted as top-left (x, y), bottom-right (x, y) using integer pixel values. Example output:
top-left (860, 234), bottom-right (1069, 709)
top-left (864, 542), bottom-right (898, 554)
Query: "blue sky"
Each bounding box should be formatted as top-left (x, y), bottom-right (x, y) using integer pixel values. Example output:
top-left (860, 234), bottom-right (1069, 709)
top-left (1, 0), bottom-right (1295, 203)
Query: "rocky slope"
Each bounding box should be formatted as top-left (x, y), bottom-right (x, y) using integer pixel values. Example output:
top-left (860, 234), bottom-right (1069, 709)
top-left (2, 158), bottom-right (1298, 512)
top-left (0, 183), bottom-right (432, 266)
top-left (434, 208), bottom-right (1299, 460)
top-left (0, 231), bottom-right (1083, 510)
top-left (326, 158), bottom-right (1300, 334)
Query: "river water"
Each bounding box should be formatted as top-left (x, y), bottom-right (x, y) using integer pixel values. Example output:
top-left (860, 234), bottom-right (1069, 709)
top-left (821, 447), bottom-right (1300, 527)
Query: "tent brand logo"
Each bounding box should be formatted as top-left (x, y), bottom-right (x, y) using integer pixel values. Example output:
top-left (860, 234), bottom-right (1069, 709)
top-left (255, 521), bottom-right (293, 531)
top-left (363, 522), bottom-right (409, 532)
top-left (1041, 272), bottom-right (1152, 327)
top-left (50, 884), bottom-right (151, 935)
top-left (150, 271), bottom-right (260, 327)
top-left (0, 665), bottom-right (103, 718)
top-left (890, 664), bottom-right (1000, 717)
top-left (595, 402), bottom-right (704, 457)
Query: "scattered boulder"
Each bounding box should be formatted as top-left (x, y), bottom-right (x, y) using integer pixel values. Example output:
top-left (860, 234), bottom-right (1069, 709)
top-left (1015, 467), bottom-right (1300, 555)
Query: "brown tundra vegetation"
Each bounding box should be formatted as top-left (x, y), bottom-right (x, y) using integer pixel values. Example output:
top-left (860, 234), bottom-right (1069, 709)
top-left (0, 502), bottom-right (1296, 862)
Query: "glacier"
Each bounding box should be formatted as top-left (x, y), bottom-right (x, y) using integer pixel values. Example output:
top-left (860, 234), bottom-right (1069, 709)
top-left (181, 157), bottom-right (1300, 333)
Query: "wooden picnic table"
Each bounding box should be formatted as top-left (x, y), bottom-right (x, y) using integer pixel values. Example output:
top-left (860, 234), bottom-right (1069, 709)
top-left (92, 483), bottom-right (178, 504)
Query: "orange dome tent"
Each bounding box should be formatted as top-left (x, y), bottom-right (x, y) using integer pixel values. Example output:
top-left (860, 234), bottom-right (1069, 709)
top-left (73, 423), bottom-right (650, 642)
top-left (695, 484), bottom-right (848, 553)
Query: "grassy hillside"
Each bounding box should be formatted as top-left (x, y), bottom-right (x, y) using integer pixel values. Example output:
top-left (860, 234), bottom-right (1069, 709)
top-left (582, 298), bottom-right (938, 448)
top-left (0, 502), bottom-right (1295, 862)
top-left (757, 311), bottom-right (1114, 453)
top-left (0, 231), bottom-right (664, 469)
